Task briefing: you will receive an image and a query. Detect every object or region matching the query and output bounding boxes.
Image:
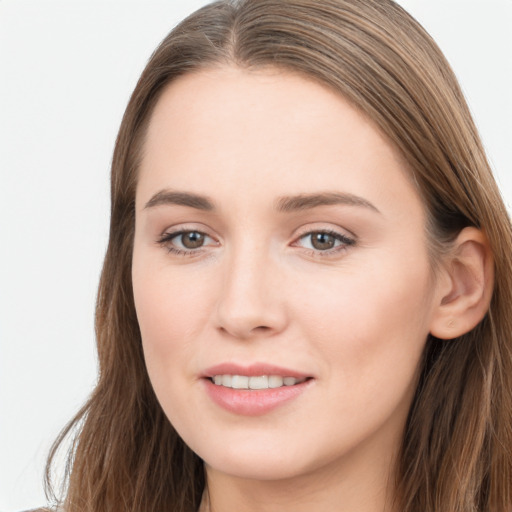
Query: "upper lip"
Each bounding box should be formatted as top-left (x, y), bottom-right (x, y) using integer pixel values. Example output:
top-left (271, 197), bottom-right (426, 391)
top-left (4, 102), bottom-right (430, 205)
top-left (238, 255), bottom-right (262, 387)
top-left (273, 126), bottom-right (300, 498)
top-left (202, 362), bottom-right (312, 379)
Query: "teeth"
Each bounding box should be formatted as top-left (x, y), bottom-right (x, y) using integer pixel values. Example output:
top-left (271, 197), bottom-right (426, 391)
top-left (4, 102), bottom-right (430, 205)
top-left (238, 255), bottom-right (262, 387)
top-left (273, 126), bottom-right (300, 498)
top-left (231, 375), bottom-right (249, 389)
top-left (268, 375), bottom-right (284, 388)
top-left (249, 375), bottom-right (268, 390)
top-left (211, 374), bottom-right (306, 390)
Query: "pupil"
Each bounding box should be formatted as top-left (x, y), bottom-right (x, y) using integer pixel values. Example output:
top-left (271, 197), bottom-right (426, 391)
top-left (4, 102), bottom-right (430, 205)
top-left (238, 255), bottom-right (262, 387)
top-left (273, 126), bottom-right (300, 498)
top-left (311, 233), bottom-right (335, 250)
top-left (182, 232), bottom-right (204, 249)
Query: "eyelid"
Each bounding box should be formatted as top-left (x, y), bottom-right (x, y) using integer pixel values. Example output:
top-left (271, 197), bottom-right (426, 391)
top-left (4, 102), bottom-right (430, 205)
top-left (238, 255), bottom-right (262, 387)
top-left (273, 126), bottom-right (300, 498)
top-left (291, 225), bottom-right (356, 255)
top-left (292, 222), bottom-right (356, 241)
top-left (157, 222), bottom-right (217, 241)
top-left (156, 225), bottom-right (219, 255)
top-left (155, 223), bottom-right (356, 257)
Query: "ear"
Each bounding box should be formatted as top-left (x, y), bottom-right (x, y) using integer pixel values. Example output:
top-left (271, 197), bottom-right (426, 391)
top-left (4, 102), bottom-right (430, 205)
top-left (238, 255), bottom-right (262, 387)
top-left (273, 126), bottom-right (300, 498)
top-left (429, 227), bottom-right (494, 340)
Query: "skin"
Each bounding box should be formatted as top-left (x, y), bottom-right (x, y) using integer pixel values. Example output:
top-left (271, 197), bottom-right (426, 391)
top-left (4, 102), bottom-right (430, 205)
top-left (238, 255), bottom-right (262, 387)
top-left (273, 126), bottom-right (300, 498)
top-left (132, 66), bottom-right (450, 512)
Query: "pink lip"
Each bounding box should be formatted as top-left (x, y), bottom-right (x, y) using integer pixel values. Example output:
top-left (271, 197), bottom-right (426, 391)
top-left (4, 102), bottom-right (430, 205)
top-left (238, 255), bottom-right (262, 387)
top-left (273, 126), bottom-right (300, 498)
top-left (202, 362), bottom-right (311, 379)
top-left (201, 362), bottom-right (314, 416)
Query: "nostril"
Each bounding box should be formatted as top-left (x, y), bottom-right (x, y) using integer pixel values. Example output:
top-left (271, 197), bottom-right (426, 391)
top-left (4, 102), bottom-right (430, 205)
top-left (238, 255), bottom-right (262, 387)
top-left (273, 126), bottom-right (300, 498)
top-left (217, 323), bottom-right (274, 340)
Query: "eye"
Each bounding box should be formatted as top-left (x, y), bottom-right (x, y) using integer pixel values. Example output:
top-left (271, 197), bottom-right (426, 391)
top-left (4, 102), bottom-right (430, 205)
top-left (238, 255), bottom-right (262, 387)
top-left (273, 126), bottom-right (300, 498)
top-left (295, 230), bottom-right (355, 253)
top-left (157, 229), bottom-right (216, 254)
top-left (175, 231), bottom-right (206, 249)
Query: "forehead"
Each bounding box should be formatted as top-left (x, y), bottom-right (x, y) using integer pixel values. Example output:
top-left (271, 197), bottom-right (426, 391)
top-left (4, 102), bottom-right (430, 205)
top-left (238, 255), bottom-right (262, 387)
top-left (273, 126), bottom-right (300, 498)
top-left (143, 66), bottom-right (389, 162)
top-left (137, 65), bottom-right (422, 219)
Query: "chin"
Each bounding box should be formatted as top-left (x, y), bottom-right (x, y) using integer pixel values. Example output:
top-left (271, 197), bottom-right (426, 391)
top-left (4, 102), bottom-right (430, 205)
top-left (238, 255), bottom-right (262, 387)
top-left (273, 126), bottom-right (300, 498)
top-left (190, 431), bottom-right (329, 482)
top-left (204, 455), bottom-right (311, 482)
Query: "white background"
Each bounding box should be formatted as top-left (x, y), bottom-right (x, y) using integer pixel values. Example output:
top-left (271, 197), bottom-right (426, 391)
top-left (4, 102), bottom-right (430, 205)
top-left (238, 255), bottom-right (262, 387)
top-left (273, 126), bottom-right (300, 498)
top-left (0, 1), bottom-right (511, 510)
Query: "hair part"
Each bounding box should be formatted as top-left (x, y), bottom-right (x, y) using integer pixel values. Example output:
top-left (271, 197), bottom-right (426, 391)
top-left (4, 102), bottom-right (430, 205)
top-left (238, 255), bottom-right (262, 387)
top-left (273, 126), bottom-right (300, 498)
top-left (46, 1), bottom-right (512, 511)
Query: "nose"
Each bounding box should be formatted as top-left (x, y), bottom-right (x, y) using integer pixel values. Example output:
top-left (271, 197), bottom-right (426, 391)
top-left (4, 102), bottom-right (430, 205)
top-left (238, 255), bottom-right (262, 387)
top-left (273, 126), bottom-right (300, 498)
top-left (215, 244), bottom-right (288, 340)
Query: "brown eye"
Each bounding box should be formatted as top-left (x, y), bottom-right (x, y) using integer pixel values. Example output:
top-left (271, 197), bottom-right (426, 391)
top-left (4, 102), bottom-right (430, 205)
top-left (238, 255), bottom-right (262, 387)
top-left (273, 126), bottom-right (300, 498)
top-left (157, 229), bottom-right (217, 255)
top-left (295, 230), bottom-right (355, 254)
top-left (310, 232), bottom-right (337, 250)
top-left (179, 231), bottom-right (205, 249)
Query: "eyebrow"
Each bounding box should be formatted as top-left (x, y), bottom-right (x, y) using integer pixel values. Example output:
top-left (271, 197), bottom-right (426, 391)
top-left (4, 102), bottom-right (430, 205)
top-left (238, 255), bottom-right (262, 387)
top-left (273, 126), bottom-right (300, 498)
top-left (275, 192), bottom-right (380, 213)
top-left (144, 189), bottom-right (379, 214)
top-left (144, 190), bottom-right (214, 211)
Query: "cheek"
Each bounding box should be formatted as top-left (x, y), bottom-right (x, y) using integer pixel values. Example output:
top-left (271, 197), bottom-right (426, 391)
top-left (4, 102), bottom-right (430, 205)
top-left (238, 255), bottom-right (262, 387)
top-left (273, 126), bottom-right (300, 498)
top-left (291, 251), bottom-right (434, 384)
top-left (132, 254), bottom-right (216, 373)
top-left (132, 258), bottom-right (218, 437)
top-left (280, 255), bottom-right (434, 455)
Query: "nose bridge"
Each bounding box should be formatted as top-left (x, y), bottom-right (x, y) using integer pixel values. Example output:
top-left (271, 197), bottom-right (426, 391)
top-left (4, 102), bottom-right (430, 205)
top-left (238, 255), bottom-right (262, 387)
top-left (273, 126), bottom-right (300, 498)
top-left (215, 235), bottom-right (285, 338)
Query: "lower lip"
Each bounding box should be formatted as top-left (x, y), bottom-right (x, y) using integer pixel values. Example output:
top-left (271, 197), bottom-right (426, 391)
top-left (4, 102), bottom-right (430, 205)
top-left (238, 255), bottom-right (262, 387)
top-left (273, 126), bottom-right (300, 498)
top-left (203, 378), bottom-right (313, 416)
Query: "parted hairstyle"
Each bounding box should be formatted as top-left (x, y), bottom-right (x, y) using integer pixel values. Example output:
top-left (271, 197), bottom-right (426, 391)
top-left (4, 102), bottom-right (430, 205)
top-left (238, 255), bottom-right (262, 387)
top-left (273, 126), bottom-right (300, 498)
top-left (45, 1), bottom-right (512, 511)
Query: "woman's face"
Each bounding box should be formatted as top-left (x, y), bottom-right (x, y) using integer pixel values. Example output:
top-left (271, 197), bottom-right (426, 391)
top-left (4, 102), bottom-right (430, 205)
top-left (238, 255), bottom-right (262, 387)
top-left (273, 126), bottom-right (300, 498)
top-left (132, 66), bottom-right (443, 483)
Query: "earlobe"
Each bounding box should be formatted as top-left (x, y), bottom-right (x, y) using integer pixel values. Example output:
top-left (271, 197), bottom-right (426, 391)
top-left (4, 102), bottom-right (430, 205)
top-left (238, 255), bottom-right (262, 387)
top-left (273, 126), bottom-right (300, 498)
top-left (429, 227), bottom-right (494, 340)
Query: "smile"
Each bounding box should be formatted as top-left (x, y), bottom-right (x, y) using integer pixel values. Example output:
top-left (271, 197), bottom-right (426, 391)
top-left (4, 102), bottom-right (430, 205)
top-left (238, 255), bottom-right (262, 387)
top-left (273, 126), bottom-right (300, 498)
top-left (211, 375), bottom-right (308, 389)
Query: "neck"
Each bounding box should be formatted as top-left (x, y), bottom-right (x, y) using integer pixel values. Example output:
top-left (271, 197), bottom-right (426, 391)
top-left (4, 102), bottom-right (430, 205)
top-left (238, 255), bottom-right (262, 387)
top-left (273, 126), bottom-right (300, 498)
top-left (199, 447), bottom-right (399, 512)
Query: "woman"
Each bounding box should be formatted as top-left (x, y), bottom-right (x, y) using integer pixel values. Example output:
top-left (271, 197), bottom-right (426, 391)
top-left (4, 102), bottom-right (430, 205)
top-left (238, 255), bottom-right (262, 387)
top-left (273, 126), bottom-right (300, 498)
top-left (44, 0), bottom-right (512, 511)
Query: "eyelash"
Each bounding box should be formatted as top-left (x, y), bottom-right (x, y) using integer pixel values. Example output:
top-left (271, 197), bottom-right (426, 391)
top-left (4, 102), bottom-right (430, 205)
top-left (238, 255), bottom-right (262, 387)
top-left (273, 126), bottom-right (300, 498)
top-left (156, 228), bottom-right (356, 257)
top-left (293, 229), bottom-right (355, 256)
top-left (156, 230), bottom-right (217, 256)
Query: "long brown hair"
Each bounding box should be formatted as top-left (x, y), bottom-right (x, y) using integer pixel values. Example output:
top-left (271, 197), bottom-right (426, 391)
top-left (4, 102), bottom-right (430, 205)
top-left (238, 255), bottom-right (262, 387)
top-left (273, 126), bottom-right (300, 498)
top-left (46, 1), bottom-right (512, 510)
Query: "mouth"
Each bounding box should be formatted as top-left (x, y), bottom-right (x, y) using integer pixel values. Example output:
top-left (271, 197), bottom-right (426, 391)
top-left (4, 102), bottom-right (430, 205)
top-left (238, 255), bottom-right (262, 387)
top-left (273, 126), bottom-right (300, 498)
top-left (210, 374), bottom-right (310, 390)
top-left (202, 364), bottom-right (314, 415)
